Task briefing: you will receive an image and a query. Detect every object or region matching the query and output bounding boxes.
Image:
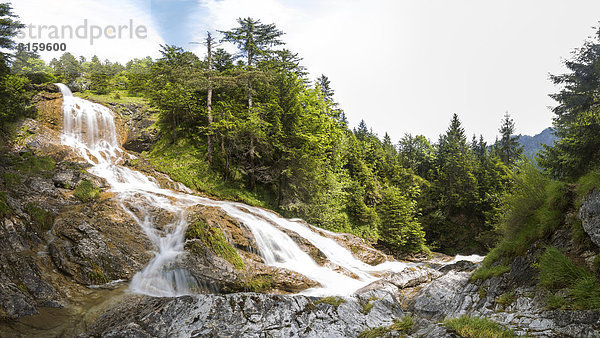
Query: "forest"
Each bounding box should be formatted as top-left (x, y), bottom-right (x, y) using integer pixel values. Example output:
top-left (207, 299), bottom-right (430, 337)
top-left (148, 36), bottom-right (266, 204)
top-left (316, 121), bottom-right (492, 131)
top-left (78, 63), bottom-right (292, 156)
top-left (1, 5), bottom-right (599, 260)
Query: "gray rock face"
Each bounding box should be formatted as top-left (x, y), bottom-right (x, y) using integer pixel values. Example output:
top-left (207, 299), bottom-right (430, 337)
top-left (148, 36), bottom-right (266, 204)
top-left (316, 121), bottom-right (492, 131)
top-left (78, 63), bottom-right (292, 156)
top-left (579, 189), bottom-right (600, 247)
top-left (84, 293), bottom-right (407, 338)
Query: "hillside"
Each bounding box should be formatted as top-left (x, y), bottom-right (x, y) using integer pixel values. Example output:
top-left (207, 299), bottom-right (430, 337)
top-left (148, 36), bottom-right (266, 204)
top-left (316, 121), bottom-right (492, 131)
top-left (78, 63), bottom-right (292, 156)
top-left (518, 127), bottom-right (556, 159)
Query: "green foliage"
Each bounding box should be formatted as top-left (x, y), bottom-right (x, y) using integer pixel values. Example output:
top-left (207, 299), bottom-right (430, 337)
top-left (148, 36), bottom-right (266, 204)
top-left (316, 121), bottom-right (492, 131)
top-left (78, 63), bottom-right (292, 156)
top-left (1, 172), bottom-right (20, 187)
top-left (378, 186), bottom-right (425, 253)
top-left (546, 294), bottom-right (567, 310)
top-left (575, 170), bottom-right (600, 201)
top-left (358, 316), bottom-right (414, 338)
top-left (185, 218), bottom-right (244, 269)
top-left (470, 264), bottom-right (510, 282)
top-left (147, 138), bottom-right (266, 207)
top-left (538, 247), bottom-right (588, 290)
top-left (24, 203), bottom-right (53, 231)
top-left (444, 316), bottom-right (516, 338)
top-left (15, 152), bottom-right (55, 175)
top-left (539, 27), bottom-right (600, 179)
top-left (493, 112), bottom-right (523, 166)
top-left (478, 162), bottom-right (570, 270)
top-left (73, 180), bottom-right (101, 203)
top-left (315, 296), bottom-right (346, 308)
top-left (89, 263), bottom-right (109, 284)
top-left (360, 300), bottom-right (374, 314)
top-left (537, 247), bottom-right (600, 310)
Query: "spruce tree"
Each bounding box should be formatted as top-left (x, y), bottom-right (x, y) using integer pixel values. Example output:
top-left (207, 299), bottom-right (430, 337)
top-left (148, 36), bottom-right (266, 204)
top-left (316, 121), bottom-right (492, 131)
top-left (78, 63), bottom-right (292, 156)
top-left (495, 112), bottom-right (523, 166)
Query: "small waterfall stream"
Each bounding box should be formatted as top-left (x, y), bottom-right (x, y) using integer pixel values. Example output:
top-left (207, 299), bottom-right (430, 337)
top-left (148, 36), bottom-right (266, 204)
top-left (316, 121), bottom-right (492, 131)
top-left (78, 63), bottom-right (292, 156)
top-left (56, 84), bottom-right (416, 297)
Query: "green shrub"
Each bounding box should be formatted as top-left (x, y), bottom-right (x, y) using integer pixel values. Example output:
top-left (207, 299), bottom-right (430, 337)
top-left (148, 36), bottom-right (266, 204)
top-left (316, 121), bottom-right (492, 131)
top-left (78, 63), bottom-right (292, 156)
top-left (481, 163), bottom-right (572, 269)
top-left (186, 219), bottom-right (244, 269)
top-left (444, 316), bottom-right (516, 338)
top-left (25, 203), bottom-right (54, 231)
top-left (73, 180), bottom-right (101, 202)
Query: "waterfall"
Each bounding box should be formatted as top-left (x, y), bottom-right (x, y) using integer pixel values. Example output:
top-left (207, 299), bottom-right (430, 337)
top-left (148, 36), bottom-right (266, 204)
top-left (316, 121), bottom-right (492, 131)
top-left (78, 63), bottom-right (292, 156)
top-left (56, 84), bottom-right (413, 297)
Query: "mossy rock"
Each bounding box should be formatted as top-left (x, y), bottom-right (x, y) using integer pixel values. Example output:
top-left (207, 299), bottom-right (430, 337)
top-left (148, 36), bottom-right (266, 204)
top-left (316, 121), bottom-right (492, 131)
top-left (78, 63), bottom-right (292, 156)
top-left (74, 180), bottom-right (101, 203)
top-left (25, 203), bottom-right (54, 231)
top-left (185, 218), bottom-right (244, 270)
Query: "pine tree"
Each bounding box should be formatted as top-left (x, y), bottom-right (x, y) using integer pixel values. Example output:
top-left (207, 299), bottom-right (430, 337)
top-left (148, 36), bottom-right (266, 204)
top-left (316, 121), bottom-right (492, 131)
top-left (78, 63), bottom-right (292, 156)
top-left (495, 112), bottom-right (522, 166)
top-left (0, 2), bottom-right (24, 74)
top-left (539, 27), bottom-right (600, 179)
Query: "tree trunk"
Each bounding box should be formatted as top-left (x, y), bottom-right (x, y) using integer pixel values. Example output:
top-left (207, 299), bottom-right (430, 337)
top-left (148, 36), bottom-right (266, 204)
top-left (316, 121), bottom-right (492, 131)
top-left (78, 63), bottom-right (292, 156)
top-left (221, 133), bottom-right (229, 181)
top-left (206, 32), bottom-right (214, 166)
top-left (172, 110), bottom-right (177, 143)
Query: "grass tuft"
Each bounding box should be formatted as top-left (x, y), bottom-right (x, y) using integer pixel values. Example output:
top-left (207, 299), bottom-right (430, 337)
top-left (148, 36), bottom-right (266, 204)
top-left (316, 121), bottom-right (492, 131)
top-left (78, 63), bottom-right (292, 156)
top-left (315, 296), bottom-right (346, 308)
top-left (358, 316), bottom-right (414, 338)
top-left (444, 316), bottom-right (516, 338)
top-left (537, 247), bottom-right (600, 310)
top-left (470, 264), bottom-right (510, 282)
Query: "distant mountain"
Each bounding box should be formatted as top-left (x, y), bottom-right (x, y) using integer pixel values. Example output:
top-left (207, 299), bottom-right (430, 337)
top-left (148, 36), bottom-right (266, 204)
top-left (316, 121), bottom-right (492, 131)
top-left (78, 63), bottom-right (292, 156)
top-left (517, 128), bottom-right (556, 159)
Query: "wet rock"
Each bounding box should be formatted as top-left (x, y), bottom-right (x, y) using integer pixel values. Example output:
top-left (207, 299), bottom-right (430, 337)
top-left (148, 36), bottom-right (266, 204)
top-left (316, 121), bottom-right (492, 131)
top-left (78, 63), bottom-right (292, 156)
top-left (83, 293), bottom-right (406, 337)
top-left (438, 260), bottom-right (478, 273)
top-left (356, 266), bottom-right (442, 296)
top-left (49, 199), bottom-right (153, 285)
top-left (579, 189), bottom-right (600, 247)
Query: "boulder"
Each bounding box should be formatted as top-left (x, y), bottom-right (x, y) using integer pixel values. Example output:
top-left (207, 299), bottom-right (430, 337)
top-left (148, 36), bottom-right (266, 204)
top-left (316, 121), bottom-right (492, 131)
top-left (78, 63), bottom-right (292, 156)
top-left (579, 189), bottom-right (600, 247)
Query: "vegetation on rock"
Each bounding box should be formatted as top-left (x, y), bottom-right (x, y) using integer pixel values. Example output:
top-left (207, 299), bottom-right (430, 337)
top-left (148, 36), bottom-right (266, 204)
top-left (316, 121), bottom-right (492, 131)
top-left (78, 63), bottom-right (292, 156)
top-left (444, 316), bottom-right (516, 338)
top-left (185, 218), bottom-right (244, 269)
top-left (73, 179), bottom-right (101, 202)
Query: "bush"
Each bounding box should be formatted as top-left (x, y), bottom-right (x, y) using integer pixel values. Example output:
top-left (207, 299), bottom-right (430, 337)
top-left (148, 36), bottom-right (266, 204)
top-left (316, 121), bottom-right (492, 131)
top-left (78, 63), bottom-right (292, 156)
top-left (444, 316), bottom-right (516, 338)
top-left (73, 180), bottom-right (101, 202)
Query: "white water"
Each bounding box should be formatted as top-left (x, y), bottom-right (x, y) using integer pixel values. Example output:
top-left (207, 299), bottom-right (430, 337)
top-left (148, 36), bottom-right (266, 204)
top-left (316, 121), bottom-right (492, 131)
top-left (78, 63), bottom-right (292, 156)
top-left (56, 84), bottom-right (414, 297)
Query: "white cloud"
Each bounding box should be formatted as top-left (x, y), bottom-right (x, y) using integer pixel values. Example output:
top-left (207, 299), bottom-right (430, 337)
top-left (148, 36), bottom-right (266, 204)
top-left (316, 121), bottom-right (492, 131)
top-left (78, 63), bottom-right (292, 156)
top-left (10, 0), bottom-right (165, 63)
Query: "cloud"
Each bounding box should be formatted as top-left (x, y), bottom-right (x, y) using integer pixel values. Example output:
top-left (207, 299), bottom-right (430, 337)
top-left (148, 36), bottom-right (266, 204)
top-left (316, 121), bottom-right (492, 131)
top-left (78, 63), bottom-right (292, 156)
top-left (10, 0), bottom-right (165, 63)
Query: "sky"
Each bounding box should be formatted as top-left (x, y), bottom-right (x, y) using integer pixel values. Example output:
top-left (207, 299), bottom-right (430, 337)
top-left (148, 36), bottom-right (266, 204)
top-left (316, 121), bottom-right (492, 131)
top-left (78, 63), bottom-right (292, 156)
top-left (9, 0), bottom-right (600, 142)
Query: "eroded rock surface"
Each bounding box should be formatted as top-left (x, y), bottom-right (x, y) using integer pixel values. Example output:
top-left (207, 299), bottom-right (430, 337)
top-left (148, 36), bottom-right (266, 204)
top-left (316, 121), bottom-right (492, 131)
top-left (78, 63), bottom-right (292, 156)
top-left (83, 293), bottom-right (408, 338)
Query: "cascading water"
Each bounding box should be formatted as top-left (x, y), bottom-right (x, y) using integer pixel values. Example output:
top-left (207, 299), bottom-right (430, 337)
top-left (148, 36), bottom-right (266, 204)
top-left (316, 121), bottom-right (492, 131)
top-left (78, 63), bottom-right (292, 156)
top-left (56, 83), bottom-right (414, 297)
